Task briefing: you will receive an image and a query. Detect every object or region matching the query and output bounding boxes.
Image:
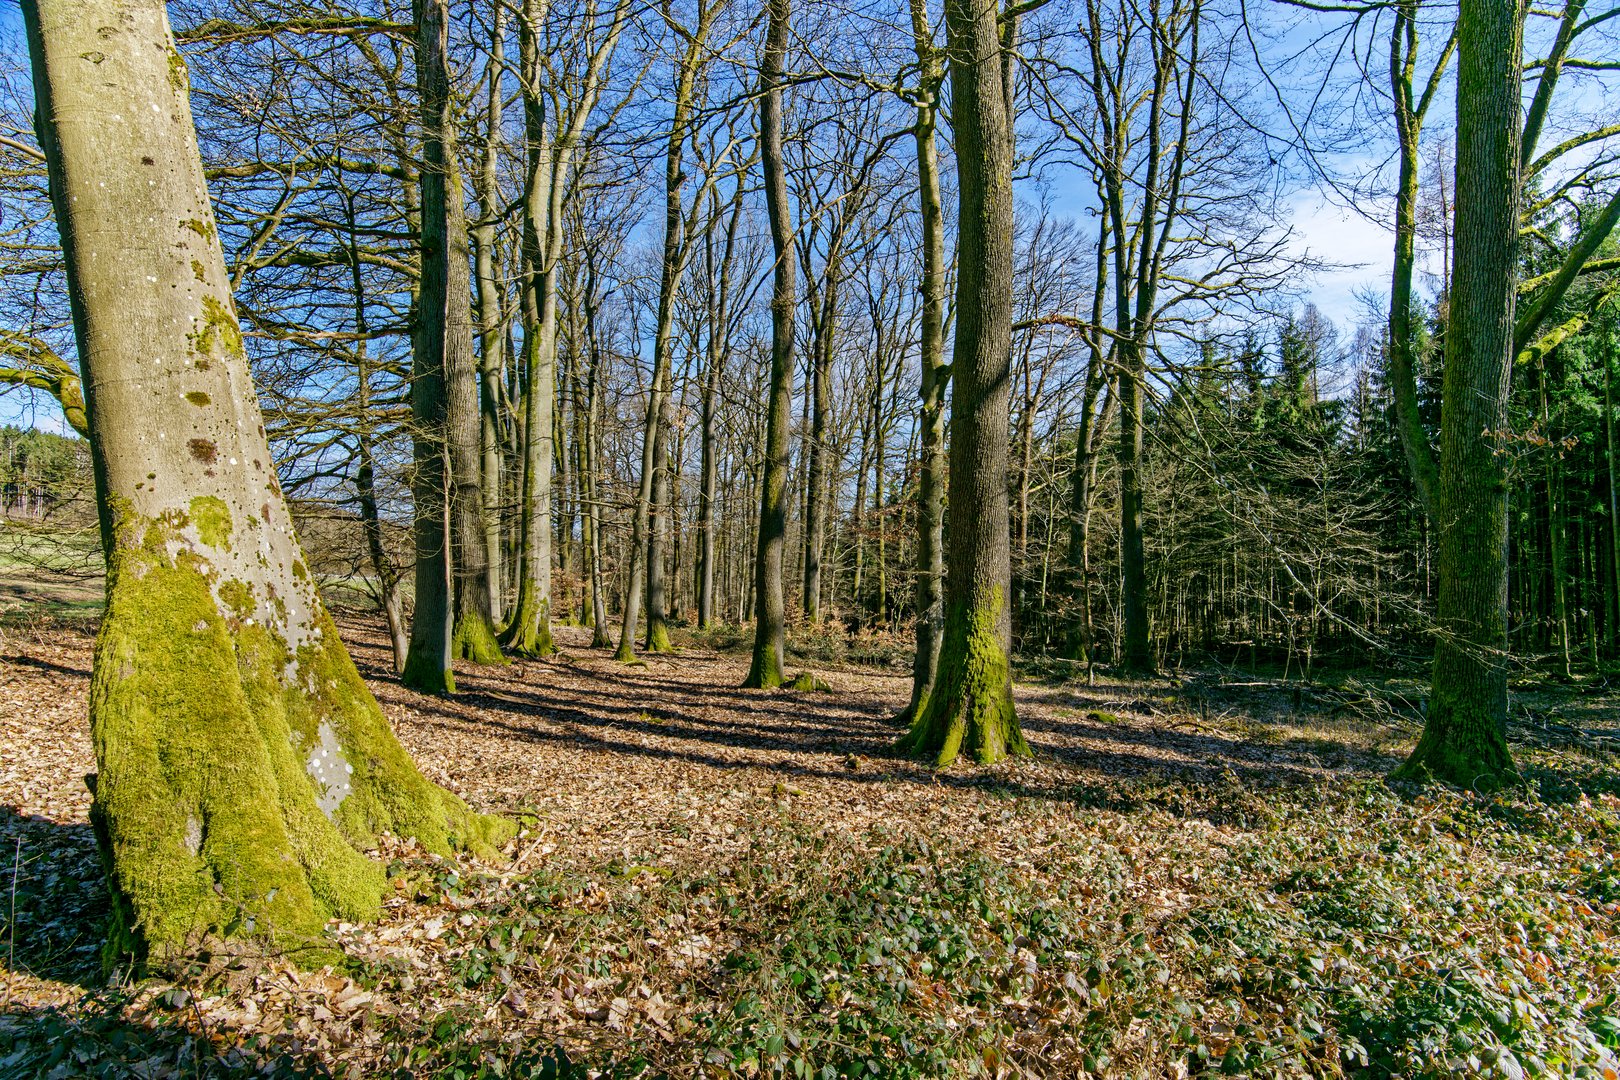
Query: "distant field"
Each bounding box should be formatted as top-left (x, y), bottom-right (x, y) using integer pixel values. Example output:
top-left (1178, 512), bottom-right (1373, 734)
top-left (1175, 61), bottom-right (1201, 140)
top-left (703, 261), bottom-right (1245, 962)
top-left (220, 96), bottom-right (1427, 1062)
top-left (0, 519), bottom-right (104, 627)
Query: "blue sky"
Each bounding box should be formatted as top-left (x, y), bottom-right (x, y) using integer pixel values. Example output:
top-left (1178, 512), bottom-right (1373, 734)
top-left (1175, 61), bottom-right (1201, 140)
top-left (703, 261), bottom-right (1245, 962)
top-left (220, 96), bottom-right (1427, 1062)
top-left (5, 0), bottom-right (1607, 434)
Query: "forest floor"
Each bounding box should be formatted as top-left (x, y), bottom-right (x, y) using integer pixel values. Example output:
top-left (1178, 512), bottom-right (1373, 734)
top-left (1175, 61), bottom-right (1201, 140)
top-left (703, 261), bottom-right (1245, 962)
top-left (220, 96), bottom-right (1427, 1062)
top-left (2, 574), bottom-right (1620, 1078)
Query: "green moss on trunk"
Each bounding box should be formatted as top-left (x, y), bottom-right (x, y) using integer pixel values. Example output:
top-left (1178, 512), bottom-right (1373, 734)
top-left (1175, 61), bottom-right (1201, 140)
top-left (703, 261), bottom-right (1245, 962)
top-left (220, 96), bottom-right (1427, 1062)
top-left (1391, 692), bottom-right (1518, 790)
top-left (498, 581), bottom-right (555, 658)
top-left (91, 507), bottom-right (509, 967)
top-left (454, 609), bottom-right (508, 665)
top-left (899, 599), bottom-right (1029, 767)
top-left (646, 618), bottom-right (674, 654)
top-left (402, 649), bottom-right (456, 695)
top-left (743, 645), bottom-right (786, 690)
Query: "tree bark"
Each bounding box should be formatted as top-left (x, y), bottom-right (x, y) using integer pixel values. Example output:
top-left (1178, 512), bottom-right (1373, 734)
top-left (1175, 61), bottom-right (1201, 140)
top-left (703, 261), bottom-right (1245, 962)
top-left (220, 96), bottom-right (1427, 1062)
top-left (473, 4), bottom-right (507, 622)
top-left (899, 0), bottom-right (1029, 764)
top-left (645, 379), bottom-right (675, 651)
top-left (502, 0), bottom-right (561, 658)
top-left (896, 0), bottom-right (947, 726)
top-left (744, 0), bottom-right (794, 689)
top-left (400, 0), bottom-right (458, 693)
top-left (1393, 0), bottom-right (1522, 787)
top-left (1118, 339), bottom-right (1151, 671)
top-left (25, 0), bottom-right (509, 963)
top-left (698, 338), bottom-right (721, 627)
top-left (802, 272), bottom-right (836, 623)
top-left (415, 0), bottom-right (503, 669)
top-left (1607, 341), bottom-right (1620, 651)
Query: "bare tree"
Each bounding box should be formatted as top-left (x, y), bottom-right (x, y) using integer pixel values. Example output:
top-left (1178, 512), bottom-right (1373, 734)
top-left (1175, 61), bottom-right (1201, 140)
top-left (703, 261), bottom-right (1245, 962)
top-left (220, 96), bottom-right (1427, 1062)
top-left (23, 0), bottom-right (509, 958)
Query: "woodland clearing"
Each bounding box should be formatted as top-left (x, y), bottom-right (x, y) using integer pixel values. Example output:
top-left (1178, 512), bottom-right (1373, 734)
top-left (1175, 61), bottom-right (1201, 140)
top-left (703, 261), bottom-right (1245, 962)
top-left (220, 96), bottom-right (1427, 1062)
top-left (2, 570), bottom-right (1619, 1078)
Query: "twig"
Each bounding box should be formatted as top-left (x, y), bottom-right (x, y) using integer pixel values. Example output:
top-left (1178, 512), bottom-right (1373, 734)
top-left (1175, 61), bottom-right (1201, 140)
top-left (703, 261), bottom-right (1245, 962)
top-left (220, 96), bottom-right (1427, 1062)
top-left (5, 836), bottom-right (19, 1012)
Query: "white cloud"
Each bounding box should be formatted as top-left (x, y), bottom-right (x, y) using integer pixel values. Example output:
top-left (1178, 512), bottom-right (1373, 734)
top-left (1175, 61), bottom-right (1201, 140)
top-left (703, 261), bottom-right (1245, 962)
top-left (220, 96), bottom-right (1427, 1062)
top-left (1286, 193), bottom-right (1394, 321)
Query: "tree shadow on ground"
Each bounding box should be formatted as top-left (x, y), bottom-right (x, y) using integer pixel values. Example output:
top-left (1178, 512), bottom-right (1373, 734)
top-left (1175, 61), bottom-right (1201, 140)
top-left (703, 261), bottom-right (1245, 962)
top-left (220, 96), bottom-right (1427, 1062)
top-left (343, 625), bottom-right (1412, 827)
top-left (0, 994), bottom-right (335, 1078)
top-left (1, 803), bottom-right (105, 992)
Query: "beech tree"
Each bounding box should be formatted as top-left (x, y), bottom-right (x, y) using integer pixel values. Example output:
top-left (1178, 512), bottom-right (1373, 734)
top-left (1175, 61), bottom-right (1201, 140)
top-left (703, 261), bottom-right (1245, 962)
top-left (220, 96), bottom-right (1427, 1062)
top-left (899, 0), bottom-right (1030, 764)
top-left (615, 0), bottom-right (738, 662)
top-left (1389, 0), bottom-right (1523, 784)
top-left (744, 0), bottom-right (795, 689)
top-left (894, 0), bottom-right (948, 725)
top-left (1390, 0), bottom-right (1620, 784)
top-left (502, 0), bottom-right (632, 658)
top-left (23, 0), bottom-right (509, 961)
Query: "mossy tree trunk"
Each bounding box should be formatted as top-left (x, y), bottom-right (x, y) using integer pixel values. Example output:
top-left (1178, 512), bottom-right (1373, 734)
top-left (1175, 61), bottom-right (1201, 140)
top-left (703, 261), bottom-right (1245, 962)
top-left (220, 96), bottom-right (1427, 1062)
top-left (896, 0), bottom-right (947, 727)
top-left (24, 0), bottom-right (511, 965)
top-left (645, 385), bottom-right (676, 652)
top-left (1393, 0), bottom-right (1522, 787)
top-left (503, 0), bottom-right (623, 659)
top-left (898, 0), bottom-right (1030, 766)
top-left (617, 0), bottom-right (713, 663)
top-left (413, 0), bottom-right (504, 668)
top-left (473, 3), bottom-right (508, 626)
top-left (745, 0), bottom-right (794, 690)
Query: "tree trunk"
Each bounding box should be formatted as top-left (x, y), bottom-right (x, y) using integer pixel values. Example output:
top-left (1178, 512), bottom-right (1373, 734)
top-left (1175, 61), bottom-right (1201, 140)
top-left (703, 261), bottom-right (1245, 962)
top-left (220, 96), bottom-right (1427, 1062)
top-left (1393, 0), bottom-right (1522, 786)
top-left (473, 4), bottom-right (507, 623)
top-left (502, 1), bottom-right (562, 658)
top-left (896, 0), bottom-right (948, 726)
top-left (899, 0), bottom-right (1029, 765)
top-left (504, 272), bottom-right (558, 657)
top-left (24, 0), bottom-right (510, 963)
top-left (744, 0), bottom-right (794, 689)
top-left (617, 4), bottom-right (707, 662)
top-left (1117, 340), bottom-right (1151, 671)
top-left (802, 276), bottom-right (836, 623)
top-left (645, 382), bottom-right (675, 651)
top-left (1607, 344), bottom-right (1620, 652)
top-left (413, 0), bottom-right (503, 668)
top-left (699, 338), bottom-right (721, 627)
top-left (582, 250), bottom-right (614, 647)
top-left (401, 0), bottom-right (459, 693)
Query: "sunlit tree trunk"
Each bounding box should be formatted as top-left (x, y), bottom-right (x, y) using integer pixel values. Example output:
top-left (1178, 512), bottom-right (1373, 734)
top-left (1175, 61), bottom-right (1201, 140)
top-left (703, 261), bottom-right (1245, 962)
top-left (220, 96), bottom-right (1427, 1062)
top-left (618, 3), bottom-right (713, 661)
top-left (411, 0), bottom-right (503, 675)
top-left (1394, 0), bottom-right (1523, 786)
top-left (899, 0), bottom-right (1029, 764)
top-left (896, 0), bottom-right (948, 726)
top-left (645, 381), bottom-right (675, 651)
top-left (745, 0), bottom-right (794, 688)
top-left (24, 0), bottom-right (509, 962)
top-left (503, 0), bottom-right (560, 659)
